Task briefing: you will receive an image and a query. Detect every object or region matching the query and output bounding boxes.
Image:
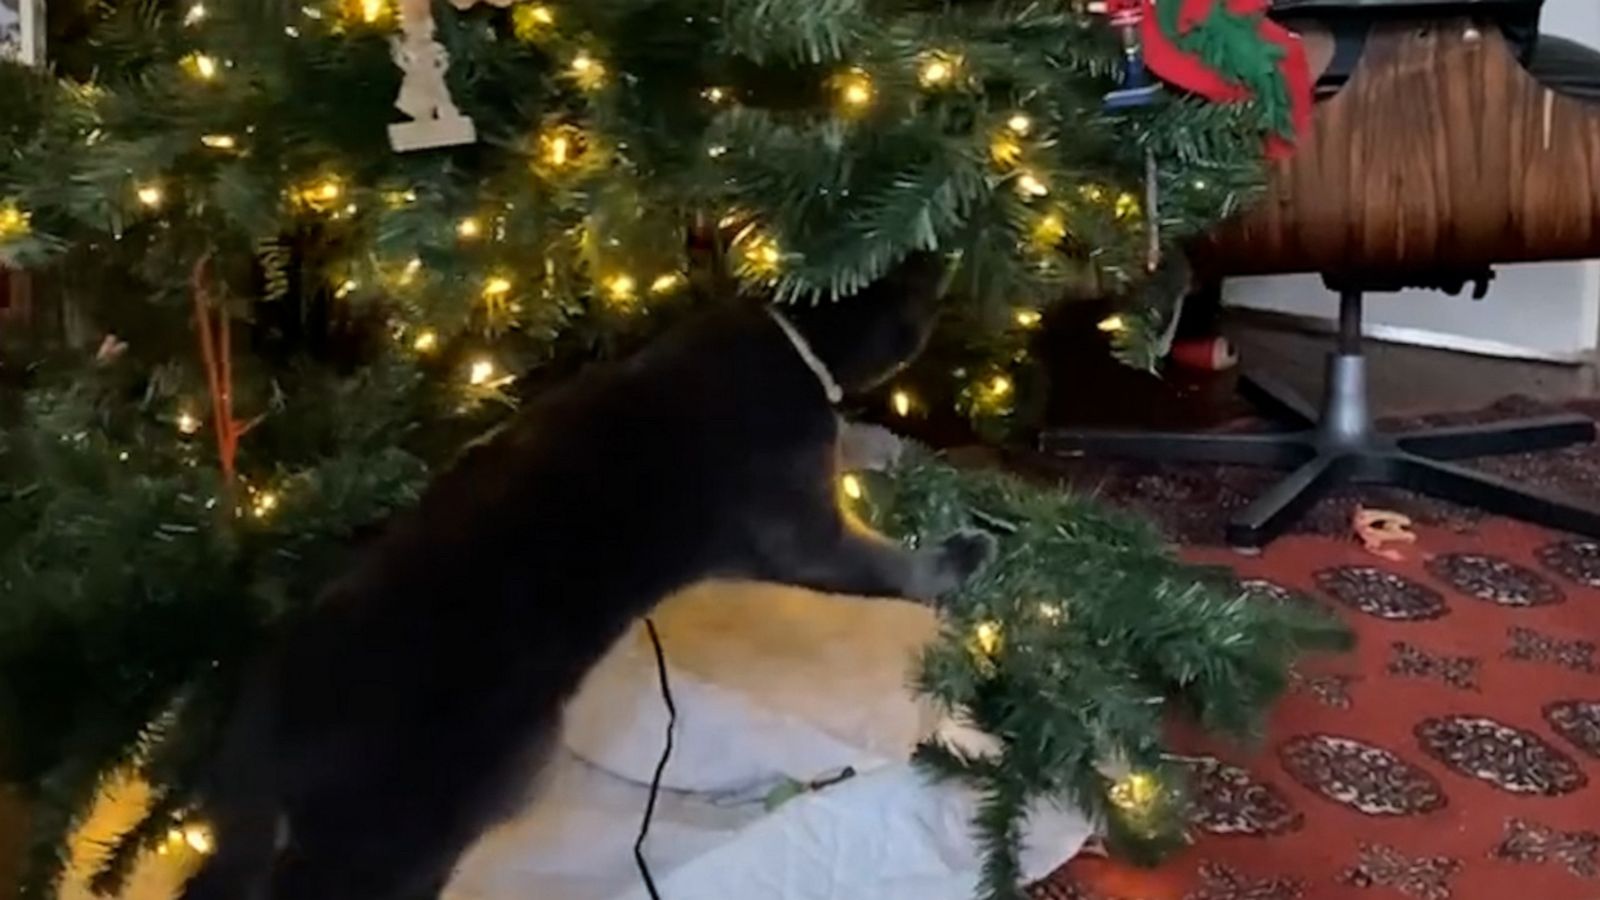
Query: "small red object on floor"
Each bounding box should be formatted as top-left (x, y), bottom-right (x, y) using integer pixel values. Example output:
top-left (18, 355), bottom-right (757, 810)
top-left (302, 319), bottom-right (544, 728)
top-left (1169, 336), bottom-right (1238, 372)
top-left (1034, 517), bottom-right (1600, 900)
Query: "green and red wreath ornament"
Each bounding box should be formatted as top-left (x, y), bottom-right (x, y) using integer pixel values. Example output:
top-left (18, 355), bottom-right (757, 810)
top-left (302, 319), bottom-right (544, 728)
top-left (1098, 0), bottom-right (1315, 158)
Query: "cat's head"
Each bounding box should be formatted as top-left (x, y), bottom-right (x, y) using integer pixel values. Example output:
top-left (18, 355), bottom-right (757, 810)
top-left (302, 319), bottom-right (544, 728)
top-left (781, 252), bottom-right (948, 394)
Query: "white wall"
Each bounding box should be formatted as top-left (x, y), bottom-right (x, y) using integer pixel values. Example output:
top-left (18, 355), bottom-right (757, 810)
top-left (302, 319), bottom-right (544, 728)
top-left (1224, 0), bottom-right (1600, 362)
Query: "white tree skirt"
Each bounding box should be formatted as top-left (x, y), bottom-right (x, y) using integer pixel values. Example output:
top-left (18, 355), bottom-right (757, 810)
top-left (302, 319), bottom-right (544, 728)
top-left (447, 750), bottom-right (1088, 900)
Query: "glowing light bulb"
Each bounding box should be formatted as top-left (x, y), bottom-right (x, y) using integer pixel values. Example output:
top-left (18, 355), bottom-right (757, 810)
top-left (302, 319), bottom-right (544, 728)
top-left (835, 68), bottom-right (874, 110)
top-left (650, 273), bottom-right (685, 294)
top-left (1006, 114), bottom-right (1032, 135)
top-left (177, 411), bottom-right (201, 435)
top-left (200, 134), bottom-right (237, 149)
top-left (989, 132), bottom-right (1023, 168)
top-left (1031, 213), bottom-right (1066, 248)
top-left (917, 53), bottom-right (958, 88)
top-left (0, 202), bottom-right (30, 241)
top-left (841, 474), bottom-right (864, 501)
top-left (483, 276), bottom-right (513, 298)
top-left (136, 185), bottom-right (164, 208)
top-left (457, 217), bottom-right (483, 239)
top-left (973, 621), bottom-right (1003, 657)
top-left (335, 279), bottom-right (358, 298)
top-left (297, 178), bottom-right (342, 212)
top-left (412, 329), bottom-right (439, 353)
top-left (184, 4), bottom-right (208, 25)
top-left (468, 358), bottom-right (497, 386)
top-left (606, 274), bottom-right (637, 302)
top-left (183, 824), bottom-right (215, 854)
top-left (891, 389), bottom-right (912, 417)
top-left (250, 491), bottom-right (279, 519)
top-left (547, 135), bottom-right (571, 166)
top-left (1037, 602), bottom-right (1064, 623)
top-left (740, 232), bottom-right (784, 277)
top-left (512, 3), bottom-right (555, 40)
top-left (1108, 771), bottom-right (1160, 812)
top-left (359, 0), bottom-right (386, 23)
top-left (1192, 178), bottom-right (1209, 191)
top-left (989, 375), bottom-right (1012, 397)
top-left (397, 257), bottom-right (423, 286)
top-left (706, 144), bottom-right (728, 158)
top-left (703, 86), bottom-right (728, 103)
top-left (183, 53), bottom-right (220, 80)
top-left (1014, 309), bottom-right (1042, 328)
top-left (1016, 172), bottom-right (1048, 198)
top-left (1097, 314), bottom-right (1126, 334)
top-left (570, 52), bottom-right (605, 90)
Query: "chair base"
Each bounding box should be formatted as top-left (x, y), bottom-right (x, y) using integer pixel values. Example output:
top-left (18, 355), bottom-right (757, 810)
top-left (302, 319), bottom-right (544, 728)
top-left (1040, 361), bottom-right (1600, 549)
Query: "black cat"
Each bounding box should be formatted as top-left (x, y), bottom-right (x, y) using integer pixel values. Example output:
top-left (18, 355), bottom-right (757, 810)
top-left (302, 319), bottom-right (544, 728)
top-left (179, 252), bottom-right (993, 900)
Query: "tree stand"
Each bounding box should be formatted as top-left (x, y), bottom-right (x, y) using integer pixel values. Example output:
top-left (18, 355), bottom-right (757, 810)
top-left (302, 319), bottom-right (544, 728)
top-left (1040, 287), bottom-right (1600, 548)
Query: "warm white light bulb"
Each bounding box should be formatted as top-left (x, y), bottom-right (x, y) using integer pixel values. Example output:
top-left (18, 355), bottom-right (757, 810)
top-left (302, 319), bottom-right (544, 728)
top-left (973, 621), bottom-right (1002, 657)
top-left (919, 59), bottom-right (952, 86)
top-left (606, 274), bottom-right (637, 302)
top-left (182, 823), bottom-right (215, 854)
top-left (186, 53), bottom-right (220, 80)
top-left (468, 358), bottom-right (496, 386)
top-left (1016, 173), bottom-right (1048, 198)
top-left (251, 492), bottom-right (279, 519)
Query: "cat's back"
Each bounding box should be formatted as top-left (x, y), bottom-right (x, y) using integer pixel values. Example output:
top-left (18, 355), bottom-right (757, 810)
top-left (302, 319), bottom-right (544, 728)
top-left (317, 302), bottom-right (815, 616)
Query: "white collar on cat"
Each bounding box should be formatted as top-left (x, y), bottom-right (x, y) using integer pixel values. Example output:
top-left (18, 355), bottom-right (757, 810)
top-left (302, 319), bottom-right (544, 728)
top-left (767, 307), bottom-right (843, 405)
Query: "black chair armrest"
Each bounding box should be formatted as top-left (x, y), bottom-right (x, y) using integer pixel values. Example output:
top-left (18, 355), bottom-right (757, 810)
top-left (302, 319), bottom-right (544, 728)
top-left (1526, 34), bottom-right (1600, 104)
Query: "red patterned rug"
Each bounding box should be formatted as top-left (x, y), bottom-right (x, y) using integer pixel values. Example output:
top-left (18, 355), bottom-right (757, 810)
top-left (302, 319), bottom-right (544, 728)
top-left (1035, 517), bottom-right (1600, 900)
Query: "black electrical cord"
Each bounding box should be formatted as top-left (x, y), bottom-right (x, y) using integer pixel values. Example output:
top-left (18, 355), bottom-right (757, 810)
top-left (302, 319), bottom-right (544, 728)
top-left (634, 617), bottom-right (675, 900)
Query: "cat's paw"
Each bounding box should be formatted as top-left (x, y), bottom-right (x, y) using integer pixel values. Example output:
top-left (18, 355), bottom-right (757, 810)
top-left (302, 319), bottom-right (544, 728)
top-left (909, 530), bottom-right (995, 601)
top-left (936, 529), bottom-right (996, 583)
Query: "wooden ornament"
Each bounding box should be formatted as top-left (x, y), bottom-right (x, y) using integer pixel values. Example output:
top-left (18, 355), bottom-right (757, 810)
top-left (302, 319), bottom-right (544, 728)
top-left (388, 0), bottom-right (509, 152)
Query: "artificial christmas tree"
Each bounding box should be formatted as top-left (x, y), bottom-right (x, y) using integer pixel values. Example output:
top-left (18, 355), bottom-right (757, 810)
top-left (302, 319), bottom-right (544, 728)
top-left (0, 1), bottom-right (1336, 897)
